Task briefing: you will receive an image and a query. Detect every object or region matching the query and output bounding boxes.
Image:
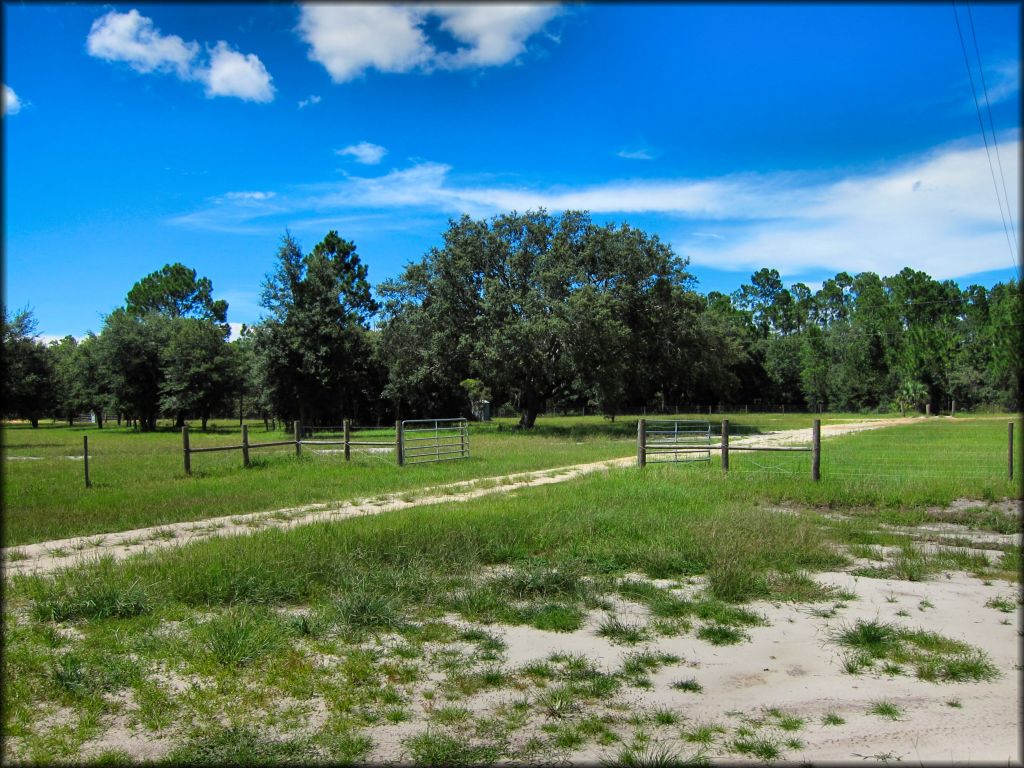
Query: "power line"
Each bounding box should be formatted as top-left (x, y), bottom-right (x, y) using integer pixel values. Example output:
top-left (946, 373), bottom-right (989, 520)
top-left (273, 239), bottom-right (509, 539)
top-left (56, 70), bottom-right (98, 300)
top-left (951, 1), bottom-right (1020, 278)
top-left (965, 1), bottom-right (1019, 257)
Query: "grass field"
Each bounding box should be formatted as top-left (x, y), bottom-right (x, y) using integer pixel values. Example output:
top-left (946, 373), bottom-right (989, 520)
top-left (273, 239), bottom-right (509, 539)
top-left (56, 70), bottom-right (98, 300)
top-left (2, 415), bottom-right (1020, 763)
top-left (1, 410), bottom-right (918, 547)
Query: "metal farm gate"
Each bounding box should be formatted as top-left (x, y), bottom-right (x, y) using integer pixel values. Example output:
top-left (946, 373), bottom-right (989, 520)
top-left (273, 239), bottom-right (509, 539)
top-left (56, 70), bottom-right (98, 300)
top-left (640, 419), bottom-right (712, 464)
top-left (399, 418), bottom-right (470, 465)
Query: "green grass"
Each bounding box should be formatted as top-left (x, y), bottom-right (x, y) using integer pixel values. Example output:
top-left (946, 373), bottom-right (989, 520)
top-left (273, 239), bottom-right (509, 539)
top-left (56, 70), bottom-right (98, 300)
top-left (3, 415), bottom-right (1018, 763)
top-left (612, 743), bottom-right (707, 767)
top-left (8, 413), bottom-right (1016, 546)
top-left (670, 678), bottom-right (703, 693)
top-left (696, 624), bottom-right (747, 646)
top-left (2, 418), bottom-right (637, 545)
top-left (598, 617), bottom-right (651, 645)
top-left (730, 733), bottom-right (782, 760)
top-left (682, 722), bottom-right (727, 746)
top-left (867, 700), bottom-right (904, 720)
top-left (985, 595), bottom-right (1018, 613)
top-left (832, 619), bottom-right (998, 683)
top-left (193, 605), bottom-right (292, 668)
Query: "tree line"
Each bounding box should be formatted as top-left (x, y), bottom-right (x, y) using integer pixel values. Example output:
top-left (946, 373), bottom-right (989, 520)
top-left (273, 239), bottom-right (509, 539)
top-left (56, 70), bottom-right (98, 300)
top-left (3, 210), bottom-right (1020, 430)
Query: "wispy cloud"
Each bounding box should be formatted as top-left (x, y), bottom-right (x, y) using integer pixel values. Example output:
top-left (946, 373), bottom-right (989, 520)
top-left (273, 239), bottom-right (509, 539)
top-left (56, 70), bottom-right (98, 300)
top-left (86, 9), bottom-right (275, 103)
top-left (980, 60), bottom-right (1020, 105)
top-left (336, 142), bottom-right (388, 165)
top-left (617, 148), bottom-right (653, 161)
top-left (3, 84), bottom-right (21, 115)
top-left (296, 4), bottom-right (561, 83)
top-left (298, 94), bottom-right (321, 108)
top-left (170, 134), bottom-right (1021, 280)
top-left (225, 191), bottom-right (276, 201)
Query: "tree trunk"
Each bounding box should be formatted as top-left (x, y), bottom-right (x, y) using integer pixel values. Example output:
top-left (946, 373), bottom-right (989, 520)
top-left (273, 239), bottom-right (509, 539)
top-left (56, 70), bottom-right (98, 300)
top-left (30, 417), bottom-right (39, 429)
top-left (175, 412), bottom-right (185, 429)
top-left (68, 414), bottom-right (74, 426)
top-left (96, 409), bottom-right (104, 429)
top-left (201, 414), bottom-right (209, 432)
top-left (518, 390), bottom-right (541, 429)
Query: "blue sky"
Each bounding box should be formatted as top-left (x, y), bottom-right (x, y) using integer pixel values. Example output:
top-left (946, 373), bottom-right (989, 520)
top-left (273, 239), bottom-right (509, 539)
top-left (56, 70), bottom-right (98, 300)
top-left (3, 3), bottom-right (1020, 340)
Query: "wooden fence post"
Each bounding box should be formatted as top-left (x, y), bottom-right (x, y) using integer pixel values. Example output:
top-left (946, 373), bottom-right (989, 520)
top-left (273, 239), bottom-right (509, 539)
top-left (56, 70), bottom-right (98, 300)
top-left (294, 421), bottom-right (302, 457)
top-left (182, 425), bottom-right (191, 476)
top-left (637, 419), bottom-right (646, 467)
top-left (83, 435), bottom-right (91, 488)
top-left (811, 419), bottom-right (821, 482)
top-left (721, 419), bottom-right (729, 473)
top-left (242, 425), bottom-right (250, 468)
top-left (1009, 421), bottom-right (1015, 480)
top-left (396, 420), bottom-right (404, 466)
top-left (344, 419), bottom-right (351, 461)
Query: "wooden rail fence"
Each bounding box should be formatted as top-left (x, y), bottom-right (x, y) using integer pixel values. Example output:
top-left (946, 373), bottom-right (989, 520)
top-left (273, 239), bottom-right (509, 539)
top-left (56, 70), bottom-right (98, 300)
top-left (182, 420), bottom-right (401, 475)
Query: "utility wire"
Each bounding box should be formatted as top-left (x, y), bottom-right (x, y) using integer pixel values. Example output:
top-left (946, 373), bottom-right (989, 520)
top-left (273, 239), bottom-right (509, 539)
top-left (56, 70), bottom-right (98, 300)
top-left (952, 1), bottom-right (1020, 277)
top-left (965, 1), bottom-right (1019, 257)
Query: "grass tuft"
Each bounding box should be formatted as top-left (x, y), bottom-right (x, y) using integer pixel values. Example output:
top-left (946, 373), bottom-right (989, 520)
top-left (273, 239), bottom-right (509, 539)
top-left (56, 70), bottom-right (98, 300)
top-left (598, 616), bottom-right (651, 645)
top-left (867, 700), bottom-right (904, 720)
top-left (696, 623), bottom-right (747, 646)
top-left (193, 605), bottom-right (291, 667)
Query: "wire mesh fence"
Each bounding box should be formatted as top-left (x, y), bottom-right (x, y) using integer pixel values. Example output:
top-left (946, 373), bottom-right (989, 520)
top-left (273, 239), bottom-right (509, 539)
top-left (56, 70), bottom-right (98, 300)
top-left (642, 420), bottom-right (713, 464)
top-left (634, 418), bottom-right (1020, 486)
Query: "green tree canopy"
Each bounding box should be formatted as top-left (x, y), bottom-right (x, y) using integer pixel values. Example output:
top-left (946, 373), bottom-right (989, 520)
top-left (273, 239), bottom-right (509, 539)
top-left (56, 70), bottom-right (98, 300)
top-left (257, 230), bottom-right (378, 424)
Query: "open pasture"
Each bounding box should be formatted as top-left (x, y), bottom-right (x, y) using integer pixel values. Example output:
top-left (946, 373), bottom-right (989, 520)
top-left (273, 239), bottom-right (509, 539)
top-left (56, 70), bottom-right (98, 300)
top-left (2, 416), bottom-right (1020, 763)
top-left (2, 410), bottom-right (925, 547)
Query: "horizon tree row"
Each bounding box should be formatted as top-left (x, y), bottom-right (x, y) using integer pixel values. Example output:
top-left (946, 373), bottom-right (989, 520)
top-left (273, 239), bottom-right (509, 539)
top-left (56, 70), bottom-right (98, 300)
top-left (3, 210), bottom-right (1020, 430)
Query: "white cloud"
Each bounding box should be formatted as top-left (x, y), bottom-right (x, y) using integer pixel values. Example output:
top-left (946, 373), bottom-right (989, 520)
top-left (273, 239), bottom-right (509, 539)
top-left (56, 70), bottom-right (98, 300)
top-left (86, 9), bottom-right (274, 103)
top-left (224, 191), bottom-right (276, 201)
top-left (297, 5), bottom-right (432, 83)
top-left (86, 9), bottom-right (198, 76)
top-left (298, 94), bottom-right (321, 108)
top-left (3, 84), bottom-right (21, 115)
top-left (431, 5), bottom-right (561, 68)
top-left (336, 141), bottom-right (388, 165)
top-left (170, 135), bottom-right (1021, 281)
top-left (617, 149), bottom-right (653, 161)
top-left (296, 3), bottom-right (559, 82)
top-left (198, 41), bottom-right (275, 102)
top-left (39, 334), bottom-right (79, 345)
top-left (980, 61), bottom-right (1019, 105)
top-left (676, 138), bottom-right (1022, 279)
top-left (227, 322), bottom-right (245, 341)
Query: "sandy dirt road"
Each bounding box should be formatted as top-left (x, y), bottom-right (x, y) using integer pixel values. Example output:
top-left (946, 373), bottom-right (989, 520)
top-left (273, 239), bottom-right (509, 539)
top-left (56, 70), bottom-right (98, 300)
top-left (3, 417), bottom-right (917, 577)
